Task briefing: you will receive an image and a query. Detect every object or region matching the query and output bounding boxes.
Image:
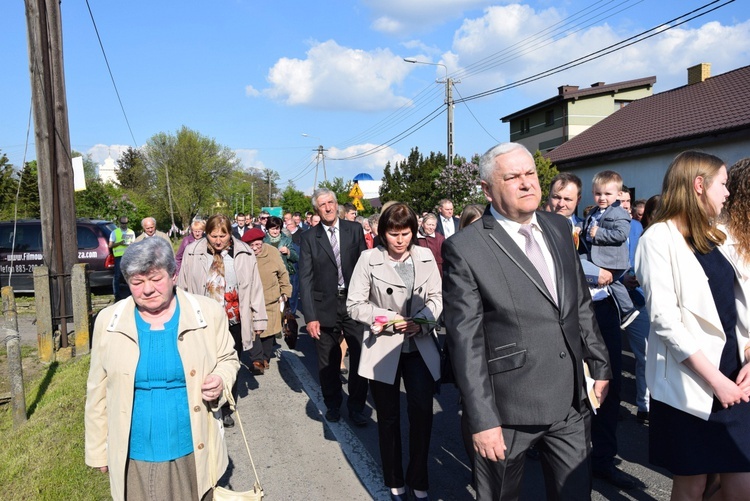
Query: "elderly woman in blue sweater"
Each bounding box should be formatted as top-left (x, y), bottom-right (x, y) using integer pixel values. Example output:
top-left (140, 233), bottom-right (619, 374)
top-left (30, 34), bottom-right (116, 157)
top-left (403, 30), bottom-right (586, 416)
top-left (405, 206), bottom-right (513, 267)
top-left (85, 237), bottom-right (239, 501)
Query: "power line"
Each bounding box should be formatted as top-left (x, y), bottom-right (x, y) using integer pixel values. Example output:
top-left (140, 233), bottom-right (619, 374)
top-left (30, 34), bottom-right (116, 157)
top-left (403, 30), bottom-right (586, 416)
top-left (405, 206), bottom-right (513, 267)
top-left (84, 0), bottom-right (138, 147)
top-left (329, 105), bottom-right (445, 161)
top-left (452, 84), bottom-right (499, 145)
top-left (321, 0), bottom-right (733, 163)
top-left (455, 0), bottom-right (733, 104)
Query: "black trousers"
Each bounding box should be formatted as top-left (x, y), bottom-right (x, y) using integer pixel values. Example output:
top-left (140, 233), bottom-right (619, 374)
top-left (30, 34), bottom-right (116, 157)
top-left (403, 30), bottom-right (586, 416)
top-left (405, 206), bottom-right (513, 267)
top-left (370, 351), bottom-right (435, 491)
top-left (473, 406), bottom-right (591, 501)
top-left (315, 296), bottom-right (368, 412)
top-left (591, 297), bottom-right (622, 470)
top-left (223, 322), bottom-right (243, 415)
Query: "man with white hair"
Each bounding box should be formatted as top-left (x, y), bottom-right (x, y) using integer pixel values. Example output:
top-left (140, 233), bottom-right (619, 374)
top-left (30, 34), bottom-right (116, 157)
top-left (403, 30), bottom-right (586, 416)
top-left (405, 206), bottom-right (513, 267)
top-left (135, 217), bottom-right (171, 244)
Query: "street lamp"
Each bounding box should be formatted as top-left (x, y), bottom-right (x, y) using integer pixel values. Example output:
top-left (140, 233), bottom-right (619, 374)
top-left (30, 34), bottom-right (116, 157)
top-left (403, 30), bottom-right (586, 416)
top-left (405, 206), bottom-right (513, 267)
top-left (302, 133), bottom-right (327, 188)
top-left (403, 58), bottom-right (457, 167)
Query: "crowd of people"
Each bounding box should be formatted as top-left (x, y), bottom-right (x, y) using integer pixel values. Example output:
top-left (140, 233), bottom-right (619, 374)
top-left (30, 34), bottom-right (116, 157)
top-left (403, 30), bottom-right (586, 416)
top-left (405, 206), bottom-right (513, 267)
top-left (85, 142), bottom-right (750, 501)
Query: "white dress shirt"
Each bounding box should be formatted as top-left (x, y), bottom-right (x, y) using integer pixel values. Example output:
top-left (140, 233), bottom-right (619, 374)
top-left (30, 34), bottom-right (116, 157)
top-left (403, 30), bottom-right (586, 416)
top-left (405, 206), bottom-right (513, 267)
top-left (490, 206), bottom-right (558, 298)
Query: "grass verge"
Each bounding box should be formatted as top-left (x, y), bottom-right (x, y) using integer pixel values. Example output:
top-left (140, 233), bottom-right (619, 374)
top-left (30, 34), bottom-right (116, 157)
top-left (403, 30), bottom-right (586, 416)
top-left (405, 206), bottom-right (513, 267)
top-left (0, 352), bottom-right (110, 500)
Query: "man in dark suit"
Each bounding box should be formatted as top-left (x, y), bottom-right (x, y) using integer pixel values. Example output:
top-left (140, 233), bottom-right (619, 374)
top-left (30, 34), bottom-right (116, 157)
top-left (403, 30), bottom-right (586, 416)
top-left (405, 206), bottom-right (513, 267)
top-left (442, 143), bottom-right (611, 500)
top-left (231, 213), bottom-right (248, 239)
top-left (435, 199), bottom-right (460, 238)
top-left (299, 188), bottom-right (369, 426)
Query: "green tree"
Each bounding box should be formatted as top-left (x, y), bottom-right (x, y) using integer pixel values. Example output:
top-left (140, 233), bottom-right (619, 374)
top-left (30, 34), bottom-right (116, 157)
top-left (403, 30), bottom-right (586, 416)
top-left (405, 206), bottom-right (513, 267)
top-left (145, 127), bottom-right (239, 229)
top-left (74, 178), bottom-right (137, 221)
top-left (17, 161), bottom-right (40, 219)
top-left (280, 182), bottom-right (311, 215)
top-left (379, 148), bottom-right (443, 213)
top-left (534, 150), bottom-right (559, 206)
top-left (0, 151), bottom-right (18, 219)
top-left (317, 177), bottom-right (353, 206)
top-left (116, 147), bottom-right (151, 191)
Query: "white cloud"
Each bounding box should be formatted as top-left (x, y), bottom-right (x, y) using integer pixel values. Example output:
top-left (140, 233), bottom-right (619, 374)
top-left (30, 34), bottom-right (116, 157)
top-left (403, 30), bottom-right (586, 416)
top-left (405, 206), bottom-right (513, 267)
top-left (234, 149), bottom-right (266, 170)
top-left (364, 0), bottom-right (495, 34)
top-left (446, 5), bottom-right (750, 100)
top-left (86, 144), bottom-right (130, 165)
top-left (372, 16), bottom-right (403, 34)
top-left (245, 85), bottom-right (260, 97)
top-left (262, 40), bottom-right (413, 111)
top-left (328, 144), bottom-right (405, 172)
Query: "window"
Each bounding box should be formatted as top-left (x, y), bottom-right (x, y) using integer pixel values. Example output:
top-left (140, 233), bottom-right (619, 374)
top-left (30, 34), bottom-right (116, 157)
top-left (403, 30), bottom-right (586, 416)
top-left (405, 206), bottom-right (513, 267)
top-left (520, 118), bottom-right (530, 134)
top-left (614, 100), bottom-right (630, 111)
top-left (77, 226), bottom-right (99, 249)
top-left (545, 109), bottom-right (555, 126)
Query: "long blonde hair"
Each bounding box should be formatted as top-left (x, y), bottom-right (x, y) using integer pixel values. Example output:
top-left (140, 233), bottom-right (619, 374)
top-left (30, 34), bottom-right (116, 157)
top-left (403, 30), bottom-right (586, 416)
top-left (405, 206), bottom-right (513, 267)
top-left (651, 151), bottom-right (725, 253)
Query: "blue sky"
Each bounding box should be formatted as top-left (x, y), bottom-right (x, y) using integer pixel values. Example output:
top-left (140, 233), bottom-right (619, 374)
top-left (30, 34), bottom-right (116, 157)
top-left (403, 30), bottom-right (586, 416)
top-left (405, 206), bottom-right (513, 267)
top-left (2, 0), bottom-right (748, 194)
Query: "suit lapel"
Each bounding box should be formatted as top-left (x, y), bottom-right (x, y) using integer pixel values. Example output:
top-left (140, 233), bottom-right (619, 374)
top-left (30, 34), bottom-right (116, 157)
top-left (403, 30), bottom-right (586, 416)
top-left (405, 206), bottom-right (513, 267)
top-left (537, 214), bottom-right (565, 311)
top-left (482, 212), bottom-right (558, 308)
top-left (315, 224), bottom-right (336, 266)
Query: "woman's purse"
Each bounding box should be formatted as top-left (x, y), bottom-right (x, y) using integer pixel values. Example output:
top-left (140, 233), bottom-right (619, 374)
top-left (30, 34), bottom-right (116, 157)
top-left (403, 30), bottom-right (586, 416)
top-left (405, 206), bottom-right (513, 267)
top-left (208, 391), bottom-right (264, 500)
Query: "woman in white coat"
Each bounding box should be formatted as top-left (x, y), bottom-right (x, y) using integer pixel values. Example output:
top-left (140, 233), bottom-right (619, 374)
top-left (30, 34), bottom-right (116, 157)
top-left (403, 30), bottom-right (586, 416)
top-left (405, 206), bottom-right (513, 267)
top-left (636, 151), bottom-right (750, 500)
top-left (347, 202), bottom-right (442, 501)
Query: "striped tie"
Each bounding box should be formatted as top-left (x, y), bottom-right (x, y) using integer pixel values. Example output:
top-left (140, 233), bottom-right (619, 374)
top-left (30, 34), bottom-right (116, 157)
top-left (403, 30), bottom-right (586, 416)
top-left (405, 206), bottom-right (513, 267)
top-left (329, 227), bottom-right (344, 287)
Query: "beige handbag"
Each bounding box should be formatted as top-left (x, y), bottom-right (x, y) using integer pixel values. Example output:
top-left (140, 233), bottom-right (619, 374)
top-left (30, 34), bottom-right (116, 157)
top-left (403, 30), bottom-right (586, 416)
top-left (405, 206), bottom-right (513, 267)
top-left (208, 391), bottom-right (264, 501)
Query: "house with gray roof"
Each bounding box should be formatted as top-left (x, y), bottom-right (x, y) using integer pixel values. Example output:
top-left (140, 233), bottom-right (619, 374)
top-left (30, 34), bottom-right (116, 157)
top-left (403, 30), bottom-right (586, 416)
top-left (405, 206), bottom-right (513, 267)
top-left (547, 63), bottom-right (750, 210)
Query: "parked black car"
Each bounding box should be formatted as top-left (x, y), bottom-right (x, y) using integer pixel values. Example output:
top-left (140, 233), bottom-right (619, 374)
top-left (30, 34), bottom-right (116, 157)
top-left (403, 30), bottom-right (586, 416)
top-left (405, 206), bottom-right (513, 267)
top-left (0, 219), bottom-right (116, 293)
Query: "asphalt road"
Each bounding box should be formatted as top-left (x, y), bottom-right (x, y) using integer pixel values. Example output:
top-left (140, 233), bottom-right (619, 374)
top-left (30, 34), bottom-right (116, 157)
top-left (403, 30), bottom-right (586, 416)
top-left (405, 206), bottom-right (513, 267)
top-left (15, 309), bottom-right (673, 500)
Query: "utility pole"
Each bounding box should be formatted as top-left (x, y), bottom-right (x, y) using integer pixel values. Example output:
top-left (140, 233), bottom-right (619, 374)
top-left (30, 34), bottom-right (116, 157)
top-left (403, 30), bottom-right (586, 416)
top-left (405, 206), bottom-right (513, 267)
top-left (267, 169), bottom-right (272, 206)
top-left (25, 0), bottom-right (77, 349)
top-left (446, 76), bottom-right (454, 167)
top-left (403, 58), bottom-right (459, 168)
top-left (313, 145), bottom-right (327, 188)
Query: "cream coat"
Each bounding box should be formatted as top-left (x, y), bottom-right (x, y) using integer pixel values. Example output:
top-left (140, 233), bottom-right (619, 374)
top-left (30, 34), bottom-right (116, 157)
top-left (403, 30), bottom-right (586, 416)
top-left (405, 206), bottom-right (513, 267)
top-left (177, 237), bottom-right (267, 350)
top-left (635, 220), bottom-right (750, 420)
top-left (347, 245), bottom-right (442, 385)
top-left (85, 289), bottom-right (240, 501)
top-left (256, 243), bottom-right (293, 338)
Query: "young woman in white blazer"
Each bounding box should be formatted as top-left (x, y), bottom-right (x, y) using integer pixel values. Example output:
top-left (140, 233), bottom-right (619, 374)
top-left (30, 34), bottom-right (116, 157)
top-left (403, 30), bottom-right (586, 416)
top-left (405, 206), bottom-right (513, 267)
top-left (347, 203), bottom-right (442, 501)
top-left (636, 151), bottom-right (750, 500)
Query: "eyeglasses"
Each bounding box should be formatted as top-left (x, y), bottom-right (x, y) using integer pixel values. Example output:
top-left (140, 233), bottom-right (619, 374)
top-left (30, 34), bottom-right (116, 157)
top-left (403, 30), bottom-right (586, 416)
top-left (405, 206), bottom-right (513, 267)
top-left (259, 216), bottom-right (268, 220)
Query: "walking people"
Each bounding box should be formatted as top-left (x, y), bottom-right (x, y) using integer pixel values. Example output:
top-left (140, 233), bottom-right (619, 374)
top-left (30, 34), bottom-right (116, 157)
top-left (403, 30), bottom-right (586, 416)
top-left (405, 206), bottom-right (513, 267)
top-left (177, 214), bottom-right (267, 427)
top-left (636, 151), bottom-right (750, 499)
top-left (347, 202), bottom-right (442, 500)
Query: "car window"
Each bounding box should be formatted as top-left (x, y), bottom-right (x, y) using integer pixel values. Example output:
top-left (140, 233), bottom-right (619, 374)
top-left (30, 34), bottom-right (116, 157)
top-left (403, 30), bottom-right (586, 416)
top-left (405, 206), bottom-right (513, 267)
top-left (0, 225), bottom-right (41, 252)
top-left (77, 226), bottom-right (99, 249)
top-left (98, 222), bottom-right (116, 239)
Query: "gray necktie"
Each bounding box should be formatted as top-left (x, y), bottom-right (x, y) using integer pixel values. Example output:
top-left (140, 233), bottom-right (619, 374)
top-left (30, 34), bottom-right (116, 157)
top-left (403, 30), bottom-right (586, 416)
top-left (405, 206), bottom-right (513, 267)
top-left (519, 224), bottom-right (557, 304)
top-left (329, 227), bottom-right (344, 287)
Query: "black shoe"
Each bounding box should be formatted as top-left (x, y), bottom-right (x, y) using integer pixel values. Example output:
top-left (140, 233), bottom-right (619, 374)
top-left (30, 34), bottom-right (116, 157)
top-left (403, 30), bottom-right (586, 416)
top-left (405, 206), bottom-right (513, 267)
top-left (348, 409), bottom-right (367, 427)
top-left (324, 408), bottom-right (341, 423)
top-left (593, 464), bottom-right (638, 490)
top-left (636, 410), bottom-right (649, 424)
top-left (390, 493), bottom-right (408, 501)
top-left (222, 413), bottom-right (235, 428)
top-left (340, 367), bottom-right (349, 375)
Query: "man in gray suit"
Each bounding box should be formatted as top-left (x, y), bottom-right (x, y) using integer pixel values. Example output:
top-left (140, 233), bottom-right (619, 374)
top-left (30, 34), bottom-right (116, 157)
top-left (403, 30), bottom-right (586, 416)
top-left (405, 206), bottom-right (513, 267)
top-left (442, 143), bottom-right (611, 500)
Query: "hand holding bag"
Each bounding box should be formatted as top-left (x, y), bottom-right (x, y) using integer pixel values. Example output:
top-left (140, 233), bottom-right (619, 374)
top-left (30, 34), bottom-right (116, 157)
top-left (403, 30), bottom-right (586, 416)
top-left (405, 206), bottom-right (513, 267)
top-left (208, 391), bottom-right (264, 500)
